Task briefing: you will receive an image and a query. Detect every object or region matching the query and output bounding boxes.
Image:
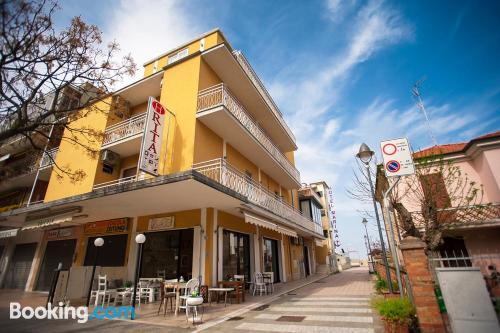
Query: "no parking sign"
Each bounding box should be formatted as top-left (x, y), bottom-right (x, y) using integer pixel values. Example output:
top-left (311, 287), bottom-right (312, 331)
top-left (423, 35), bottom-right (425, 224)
top-left (380, 138), bottom-right (415, 177)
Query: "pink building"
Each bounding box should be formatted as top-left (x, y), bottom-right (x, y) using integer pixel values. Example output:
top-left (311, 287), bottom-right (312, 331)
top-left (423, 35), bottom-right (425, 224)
top-left (376, 131), bottom-right (500, 294)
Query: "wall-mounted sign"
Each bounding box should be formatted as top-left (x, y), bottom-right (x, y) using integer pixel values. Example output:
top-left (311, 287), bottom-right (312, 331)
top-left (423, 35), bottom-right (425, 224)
top-left (46, 227), bottom-right (74, 240)
top-left (84, 219), bottom-right (128, 235)
top-left (148, 216), bottom-right (175, 231)
top-left (0, 228), bottom-right (18, 239)
top-left (22, 213), bottom-right (73, 231)
top-left (139, 97), bottom-right (167, 176)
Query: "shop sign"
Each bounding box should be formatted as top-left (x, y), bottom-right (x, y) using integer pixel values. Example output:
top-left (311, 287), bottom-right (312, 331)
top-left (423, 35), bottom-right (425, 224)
top-left (138, 97), bottom-right (167, 176)
top-left (46, 227), bottom-right (74, 240)
top-left (148, 216), bottom-right (175, 231)
top-left (0, 228), bottom-right (18, 239)
top-left (84, 219), bottom-right (128, 235)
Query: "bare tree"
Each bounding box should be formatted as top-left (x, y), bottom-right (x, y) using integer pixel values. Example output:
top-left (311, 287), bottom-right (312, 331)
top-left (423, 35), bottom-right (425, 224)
top-left (0, 0), bottom-right (135, 181)
top-left (347, 146), bottom-right (489, 250)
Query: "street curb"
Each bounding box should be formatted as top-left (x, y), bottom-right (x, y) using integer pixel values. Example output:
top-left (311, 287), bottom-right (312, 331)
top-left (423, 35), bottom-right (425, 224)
top-left (191, 273), bottom-right (331, 332)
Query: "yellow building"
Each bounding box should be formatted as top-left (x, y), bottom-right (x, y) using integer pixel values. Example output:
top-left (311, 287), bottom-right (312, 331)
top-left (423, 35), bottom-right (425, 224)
top-left (0, 29), bottom-right (324, 294)
top-left (298, 182), bottom-right (337, 273)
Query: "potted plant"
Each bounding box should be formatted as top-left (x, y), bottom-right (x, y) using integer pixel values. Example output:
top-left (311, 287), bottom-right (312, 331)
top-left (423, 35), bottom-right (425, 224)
top-left (186, 289), bottom-right (203, 306)
top-left (372, 297), bottom-right (415, 333)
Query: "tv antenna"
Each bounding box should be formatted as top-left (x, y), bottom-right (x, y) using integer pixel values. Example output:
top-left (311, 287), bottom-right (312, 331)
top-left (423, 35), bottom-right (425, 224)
top-left (412, 77), bottom-right (438, 147)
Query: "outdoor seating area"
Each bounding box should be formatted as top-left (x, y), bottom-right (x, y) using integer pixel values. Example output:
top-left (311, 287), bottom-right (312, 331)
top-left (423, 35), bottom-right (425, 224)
top-left (85, 271), bottom-right (283, 325)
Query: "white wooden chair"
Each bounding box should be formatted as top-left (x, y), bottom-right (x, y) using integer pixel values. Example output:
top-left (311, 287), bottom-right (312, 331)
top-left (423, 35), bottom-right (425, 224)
top-left (253, 273), bottom-right (267, 296)
top-left (179, 278), bottom-right (200, 314)
top-left (133, 280), bottom-right (152, 306)
top-left (89, 275), bottom-right (114, 306)
top-left (263, 271), bottom-right (274, 293)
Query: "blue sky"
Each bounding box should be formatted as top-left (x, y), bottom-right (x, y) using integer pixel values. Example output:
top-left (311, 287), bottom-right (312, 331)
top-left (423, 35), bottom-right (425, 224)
top-left (57, 0), bottom-right (500, 258)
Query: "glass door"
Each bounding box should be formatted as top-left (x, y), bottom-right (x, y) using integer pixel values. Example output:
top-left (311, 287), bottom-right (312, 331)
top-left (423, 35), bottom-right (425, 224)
top-left (263, 238), bottom-right (280, 282)
top-left (223, 230), bottom-right (250, 281)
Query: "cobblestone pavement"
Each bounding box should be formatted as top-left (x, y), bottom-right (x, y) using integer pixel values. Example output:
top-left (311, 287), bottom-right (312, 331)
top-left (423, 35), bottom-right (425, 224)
top-left (197, 267), bottom-right (383, 333)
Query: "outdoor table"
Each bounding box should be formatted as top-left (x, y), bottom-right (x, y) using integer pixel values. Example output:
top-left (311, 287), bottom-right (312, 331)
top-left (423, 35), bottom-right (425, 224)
top-left (219, 280), bottom-right (245, 303)
top-left (208, 287), bottom-right (234, 307)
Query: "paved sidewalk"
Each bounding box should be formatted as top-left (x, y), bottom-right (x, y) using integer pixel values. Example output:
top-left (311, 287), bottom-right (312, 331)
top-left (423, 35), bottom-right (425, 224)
top-left (198, 267), bottom-right (383, 333)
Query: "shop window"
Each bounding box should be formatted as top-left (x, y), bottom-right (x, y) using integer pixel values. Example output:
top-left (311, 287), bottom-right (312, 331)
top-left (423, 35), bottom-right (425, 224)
top-left (84, 234), bottom-right (128, 267)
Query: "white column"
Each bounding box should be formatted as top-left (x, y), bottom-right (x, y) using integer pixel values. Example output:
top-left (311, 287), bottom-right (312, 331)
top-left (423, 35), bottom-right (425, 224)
top-left (25, 233), bottom-right (44, 291)
top-left (127, 217), bottom-right (139, 281)
top-left (212, 209), bottom-right (218, 286)
top-left (253, 226), bottom-right (261, 272)
top-left (280, 234), bottom-right (287, 282)
top-left (192, 226), bottom-right (201, 281)
top-left (217, 227), bottom-right (223, 283)
top-left (200, 208), bottom-right (207, 284)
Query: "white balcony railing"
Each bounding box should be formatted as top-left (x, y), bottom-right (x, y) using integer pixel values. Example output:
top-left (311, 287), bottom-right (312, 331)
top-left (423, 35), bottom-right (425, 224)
top-left (39, 148), bottom-right (58, 169)
top-left (93, 175), bottom-right (138, 191)
top-left (232, 50), bottom-right (296, 144)
top-left (193, 158), bottom-right (321, 236)
top-left (197, 84), bottom-right (300, 184)
top-left (102, 113), bottom-right (146, 147)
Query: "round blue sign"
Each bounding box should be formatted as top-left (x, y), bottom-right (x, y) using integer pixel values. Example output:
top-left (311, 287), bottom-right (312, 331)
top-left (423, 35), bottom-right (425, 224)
top-left (386, 160), bottom-right (401, 173)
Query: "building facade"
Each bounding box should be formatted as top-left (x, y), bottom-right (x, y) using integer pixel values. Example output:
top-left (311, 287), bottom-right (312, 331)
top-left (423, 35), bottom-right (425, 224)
top-left (0, 29), bottom-right (324, 294)
top-left (299, 181), bottom-right (337, 273)
top-left (375, 131), bottom-right (500, 288)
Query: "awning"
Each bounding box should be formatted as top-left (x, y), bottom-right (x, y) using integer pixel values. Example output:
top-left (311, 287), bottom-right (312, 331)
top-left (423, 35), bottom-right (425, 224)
top-left (277, 225), bottom-right (298, 238)
top-left (243, 212), bottom-right (298, 237)
top-left (22, 207), bottom-right (82, 231)
top-left (243, 212), bottom-right (277, 231)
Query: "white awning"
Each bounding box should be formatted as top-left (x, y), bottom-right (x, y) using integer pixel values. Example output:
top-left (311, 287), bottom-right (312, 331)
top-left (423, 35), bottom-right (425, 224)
top-left (243, 212), bottom-right (277, 231)
top-left (22, 213), bottom-right (73, 230)
top-left (277, 225), bottom-right (298, 238)
top-left (243, 212), bottom-right (299, 237)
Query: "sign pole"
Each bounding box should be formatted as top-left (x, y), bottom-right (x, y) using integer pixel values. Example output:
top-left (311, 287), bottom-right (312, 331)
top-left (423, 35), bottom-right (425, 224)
top-left (383, 176), bottom-right (404, 298)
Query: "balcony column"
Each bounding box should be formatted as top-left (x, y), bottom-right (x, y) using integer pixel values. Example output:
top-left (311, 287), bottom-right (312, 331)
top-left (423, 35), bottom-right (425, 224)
top-left (127, 217), bottom-right (139, 281)
top-left (253, 226), bottom-right (261, 273)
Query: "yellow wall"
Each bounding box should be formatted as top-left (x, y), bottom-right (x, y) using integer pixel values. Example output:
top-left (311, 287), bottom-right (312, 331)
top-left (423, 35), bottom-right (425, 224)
top-left (226, 144), bottom-right (258, 179)
top-left (218, 210), bottom-right (256, 234)
top-left (160, 56), bottom-right (201, 174)
top-left (193, 123), bottom-right (223, 164)
top-left (136, 209), bottom-right (201, 232)
top-left (143, 31), bottom-right (226, 77)
top-left (285, 151), bottom-right (296, 165)
top-left (44, 98), bottom-right (111, 201)
top-left (315, 244), bottom-right (328, 265)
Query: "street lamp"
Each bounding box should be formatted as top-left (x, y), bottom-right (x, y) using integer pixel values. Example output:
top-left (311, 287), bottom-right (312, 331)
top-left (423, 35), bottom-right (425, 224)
top-left (86, 237), bottom-right (104, 307)
top-left (362, 218), bottom-right (374, 273)
top-left (356, 143), bottom-right (394, 293)
top-left (131, 233), bottom-right (146, 319)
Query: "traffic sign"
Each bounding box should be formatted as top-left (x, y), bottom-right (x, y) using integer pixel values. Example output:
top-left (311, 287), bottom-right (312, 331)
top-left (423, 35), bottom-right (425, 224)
top-left (380, 138), bottom-right (415, 177)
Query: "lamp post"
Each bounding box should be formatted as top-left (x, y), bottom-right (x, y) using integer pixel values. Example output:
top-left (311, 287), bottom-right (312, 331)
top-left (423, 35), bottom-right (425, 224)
top-left (131, 233), bottom-right (146, 319)
top-left (86, 237), bottom-right (104, 307)
top-left (362, 218), bottom-right (374, 273)
top-left (356, 143), bottom-right (394, 293)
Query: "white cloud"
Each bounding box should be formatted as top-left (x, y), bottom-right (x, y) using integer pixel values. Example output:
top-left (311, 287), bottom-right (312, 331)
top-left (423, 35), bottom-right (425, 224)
top-left (326, 0), bottom-right (358, 23)
top-left (322, 118), bottom-right (340, 140)
top-left (103, 0), bottom-right (206, 86)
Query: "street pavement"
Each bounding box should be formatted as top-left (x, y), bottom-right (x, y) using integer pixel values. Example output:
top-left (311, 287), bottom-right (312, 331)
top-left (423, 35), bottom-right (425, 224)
top-left (198, 266), bottom-right (383, 333)
top-left (0, 267), bottom-right (381, 333)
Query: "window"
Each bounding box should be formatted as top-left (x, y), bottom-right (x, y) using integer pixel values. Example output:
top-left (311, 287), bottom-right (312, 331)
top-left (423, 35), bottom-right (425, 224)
top-left (84, 234), bottom-right (128, 267)
top-left (167, 48), bottom-right (189, 64)
top-left (323, 230), bottom-right (328, 238)
top-left (316, 191), bottom-right (323, 198)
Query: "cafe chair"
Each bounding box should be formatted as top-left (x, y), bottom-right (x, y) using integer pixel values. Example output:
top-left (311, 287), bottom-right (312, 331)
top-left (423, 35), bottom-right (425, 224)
top-left (253, 273), bottom-right (267, 296)
top-left (263, 271), bottom-right (274, 293)
top-left (179, 278), bottom-right (200, 313)
top-left (157, 281), bottom-right (176, 315)
top-left (90, 275), bottom-right (114, 306)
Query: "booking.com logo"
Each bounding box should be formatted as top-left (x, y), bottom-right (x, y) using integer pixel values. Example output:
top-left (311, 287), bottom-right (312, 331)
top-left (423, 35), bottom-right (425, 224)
top-left (10, 302), bottom-right (135, 323)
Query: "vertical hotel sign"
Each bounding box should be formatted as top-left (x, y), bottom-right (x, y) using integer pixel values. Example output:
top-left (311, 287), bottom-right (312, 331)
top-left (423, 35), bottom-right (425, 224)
top-left (139, 97), bottom-right (166, 176)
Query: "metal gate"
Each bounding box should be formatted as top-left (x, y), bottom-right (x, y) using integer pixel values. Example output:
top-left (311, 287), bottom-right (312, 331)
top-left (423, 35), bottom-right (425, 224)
top-left (430, 253), bottom-right (500, 333)
top-left (3, 243), bottom-right (37, 289)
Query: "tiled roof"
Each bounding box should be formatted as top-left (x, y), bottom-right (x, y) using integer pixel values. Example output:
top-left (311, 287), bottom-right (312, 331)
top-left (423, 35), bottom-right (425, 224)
top-left (413, 130), bottom-right (500, 159)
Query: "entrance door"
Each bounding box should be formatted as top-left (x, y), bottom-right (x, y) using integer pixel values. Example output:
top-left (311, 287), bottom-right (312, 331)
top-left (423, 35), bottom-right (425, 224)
top-left (263, 238), bottom-right (280, 283)
top-left (140, 229), bottom-right (194, 280)
top-left (223, 230), bottom-right (250, 281)
top-left (303, 246), bottom-right (310, 276)
top-left (3, 243), bottom-right (37, 289)
top-left (36, 239), bottom-right (76, 291)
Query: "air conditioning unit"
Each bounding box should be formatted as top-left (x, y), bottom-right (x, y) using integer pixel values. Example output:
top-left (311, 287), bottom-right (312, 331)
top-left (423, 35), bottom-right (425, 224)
top-left (101, 150), bottom-right (120, 166)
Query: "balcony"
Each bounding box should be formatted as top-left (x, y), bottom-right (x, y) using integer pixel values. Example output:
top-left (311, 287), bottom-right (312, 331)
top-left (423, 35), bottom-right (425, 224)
top-left (197, 84), bottom-right (300, 188)
top-left (193, 158), bottom-right (322, 236)
top-left (410, 203), bottom-right (500, 230)
top-left (201, 45), bottom-right (296, 152)
top-left (101, 112), bottom-right (146, 156)
top-left (93, 175), bottom-right (139, 191)
top-left (232, 51), bottom-right (296, 144)
top-left (39, 148), bottom-right (58, 169)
